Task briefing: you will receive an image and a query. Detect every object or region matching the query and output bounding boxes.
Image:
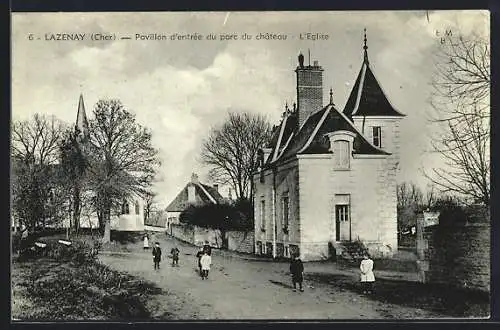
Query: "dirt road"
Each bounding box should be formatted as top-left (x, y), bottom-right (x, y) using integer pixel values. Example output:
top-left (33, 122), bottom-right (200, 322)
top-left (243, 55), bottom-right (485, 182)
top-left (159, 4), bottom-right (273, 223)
top-left (97, 234), bottom-right (451, 320)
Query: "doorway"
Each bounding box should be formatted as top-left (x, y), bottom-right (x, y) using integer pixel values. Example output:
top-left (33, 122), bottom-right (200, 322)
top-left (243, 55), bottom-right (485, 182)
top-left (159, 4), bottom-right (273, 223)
top-left (335, 194), bottom-right (351, 241)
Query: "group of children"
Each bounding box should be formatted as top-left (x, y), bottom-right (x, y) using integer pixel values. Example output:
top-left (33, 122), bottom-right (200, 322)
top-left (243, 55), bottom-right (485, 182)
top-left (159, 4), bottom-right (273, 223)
top-left (145, 235), bottom-right (213, 279)
top-left (144, 234), bottom-right (376, 293)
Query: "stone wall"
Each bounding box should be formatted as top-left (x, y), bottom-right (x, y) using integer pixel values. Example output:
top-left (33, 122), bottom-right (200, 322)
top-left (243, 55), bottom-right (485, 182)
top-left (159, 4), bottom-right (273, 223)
top-left (169, 223), bottom-right (224, 248)
top-left (193, 226), bottom-right (222, 248)
top-left (170, 223), bottom-right (195, 244)
top-left (419, 223), bottom-right (490, 293)
top-left (227, 230), bottom-right (255, 253)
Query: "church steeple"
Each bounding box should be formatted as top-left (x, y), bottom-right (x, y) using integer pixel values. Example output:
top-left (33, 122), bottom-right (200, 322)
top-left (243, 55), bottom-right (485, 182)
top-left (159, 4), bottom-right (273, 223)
top-left (75, 93), bottom-right (89, 139)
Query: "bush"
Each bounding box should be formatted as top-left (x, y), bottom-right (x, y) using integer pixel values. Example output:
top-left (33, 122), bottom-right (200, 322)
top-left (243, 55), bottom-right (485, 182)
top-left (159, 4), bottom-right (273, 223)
top-left (180, 203), bottom-right (253, 231)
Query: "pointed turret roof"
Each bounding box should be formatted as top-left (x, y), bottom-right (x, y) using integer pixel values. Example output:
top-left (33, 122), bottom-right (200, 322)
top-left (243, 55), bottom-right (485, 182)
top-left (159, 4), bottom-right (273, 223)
top-left (343, 29), bottom-right (405, 118)
top-left (75, 93), bottom-right (89, 136)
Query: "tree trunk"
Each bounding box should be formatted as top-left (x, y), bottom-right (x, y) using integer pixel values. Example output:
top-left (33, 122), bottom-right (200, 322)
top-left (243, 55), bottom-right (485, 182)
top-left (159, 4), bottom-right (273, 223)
top-left (102, 197), bottom-right (111, 243)
top-left (72, 186), bottom-right (81, 234)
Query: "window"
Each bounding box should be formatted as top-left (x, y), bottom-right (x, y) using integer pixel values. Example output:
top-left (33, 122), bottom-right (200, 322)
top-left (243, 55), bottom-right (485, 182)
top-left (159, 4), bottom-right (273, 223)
top-left (334, 140), bottom-right (350, 169)
top-left (282, 196), bottom-right (290, 232)
top-left (336, 205), bottom-right (349, 222)
top-left (285, 245), bottom-right (290, 258)
top-left (260, 200), bottom-right (266, 231)
top-left (122, 201), bottom-right (130, 215)
top-left (135, 201), bottom-right (140, 215)
top-left (372, 126), bottom-right (382, 147)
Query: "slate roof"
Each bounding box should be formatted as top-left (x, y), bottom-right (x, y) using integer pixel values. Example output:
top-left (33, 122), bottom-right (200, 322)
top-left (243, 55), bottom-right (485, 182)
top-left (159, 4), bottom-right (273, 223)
top-left (266, 112), bottom-right (298, 164)
top-left (166, 181), bottom-right (225, 212)
top-left (343, 51), bottom-right (405, 118)
top-left (261, 36), bottom-right (403, 168)
top-left (276, 105), bottom-right (389, 163)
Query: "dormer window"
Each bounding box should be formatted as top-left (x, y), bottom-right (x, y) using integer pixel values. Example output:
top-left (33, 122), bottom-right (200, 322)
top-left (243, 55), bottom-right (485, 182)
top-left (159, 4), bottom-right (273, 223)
top-left (372, 126), bottom-right (382, 147)
top-left (326, 130), bottom-right (356, 171)
top-left (334, 140), bottom-right (350, 170)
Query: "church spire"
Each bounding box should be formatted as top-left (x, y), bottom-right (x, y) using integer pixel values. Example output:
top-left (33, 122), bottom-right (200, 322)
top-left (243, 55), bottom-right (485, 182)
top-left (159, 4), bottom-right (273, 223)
top-left (75, 93), bottom-right (89, 139)
top-left (363, 28), bottom-right (369, 64)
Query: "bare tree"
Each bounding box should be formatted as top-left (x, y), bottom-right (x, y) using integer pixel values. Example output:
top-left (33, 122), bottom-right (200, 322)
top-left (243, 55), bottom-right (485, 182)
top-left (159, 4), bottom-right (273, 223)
top-left (201, 111), bottom-right (272, 201)
top-left (427, 33), bottom-right (490, 205)
top-left (143, 190), bottom-right (157, 222)
top-left (87, 99), bottom-right (160, 243)
top-left (397, 182), bottom-right (424, 233)
top-left (11, 114), bottom-right (66, 234)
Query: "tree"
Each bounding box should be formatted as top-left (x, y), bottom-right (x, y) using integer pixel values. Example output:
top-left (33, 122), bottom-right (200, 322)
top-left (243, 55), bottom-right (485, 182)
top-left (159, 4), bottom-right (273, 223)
top-left (143, 190), bottom-right (157, 222)
top-left (427, 32), bottom-right (490, 205)
top-left (59, 128), bottom-right (90, 233)
top-left (201, 111), bottom-right (272, 202)
top-left (87, 99), bottom-right (160, 243)
top-left (11, 114), bottom-right (66, 234)
top-left (397, 182), bottom-right (424, 233)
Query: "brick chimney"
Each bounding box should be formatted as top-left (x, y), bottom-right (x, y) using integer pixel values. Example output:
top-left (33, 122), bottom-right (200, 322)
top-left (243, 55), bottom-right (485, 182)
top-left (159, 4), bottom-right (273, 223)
top-left (295, 53), bottom-right (324, 128)
top-left (213, 184), bottom-right (219, 192)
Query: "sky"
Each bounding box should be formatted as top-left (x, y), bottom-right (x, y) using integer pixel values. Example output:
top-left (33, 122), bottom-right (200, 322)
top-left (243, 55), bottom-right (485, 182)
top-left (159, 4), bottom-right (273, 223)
top-left (11, 10), bottom-right (489, 208)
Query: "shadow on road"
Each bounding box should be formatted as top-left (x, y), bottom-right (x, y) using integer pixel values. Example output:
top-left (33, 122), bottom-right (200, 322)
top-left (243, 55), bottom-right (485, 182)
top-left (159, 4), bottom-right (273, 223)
top-left (269, 280), bottom-right (294, 289)
top-left (306, 272), bottom-right (489, 318)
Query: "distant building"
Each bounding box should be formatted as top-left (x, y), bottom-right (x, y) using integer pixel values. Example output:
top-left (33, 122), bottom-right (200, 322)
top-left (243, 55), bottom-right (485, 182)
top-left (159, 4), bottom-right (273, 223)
top-left (165, 173), bottom-right (225, 230)
top-left (253, 31), bottom-right (405, 260)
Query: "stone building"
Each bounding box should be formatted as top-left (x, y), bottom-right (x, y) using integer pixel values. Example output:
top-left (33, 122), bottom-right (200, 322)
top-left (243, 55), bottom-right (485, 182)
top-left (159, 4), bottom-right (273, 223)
top-left (165, 173), bottom-right (225, 231)
top-left (253, 32), bottom-right (405, 261)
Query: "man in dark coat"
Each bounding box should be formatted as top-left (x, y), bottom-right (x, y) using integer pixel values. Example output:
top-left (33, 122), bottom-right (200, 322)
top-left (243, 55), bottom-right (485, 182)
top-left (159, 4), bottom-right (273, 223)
top-left (196, 246), bottom-right (204, 276)
top-left (152, 242), bottom-right (162, 270)
top-left (289, 253), bottom-right (304, 292)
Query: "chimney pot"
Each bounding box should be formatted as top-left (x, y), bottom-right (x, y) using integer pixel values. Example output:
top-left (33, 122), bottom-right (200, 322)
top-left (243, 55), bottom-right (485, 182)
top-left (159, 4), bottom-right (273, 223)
top-left (191, 173), bottom-right (199, 183)
top-left (313, 60), bottom-right (319, 66)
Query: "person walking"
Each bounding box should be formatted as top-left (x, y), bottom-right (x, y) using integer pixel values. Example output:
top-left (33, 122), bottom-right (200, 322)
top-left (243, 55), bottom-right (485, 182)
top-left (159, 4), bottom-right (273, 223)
top-left (143, 234), bottom-right (150, 250)
top-left (196, 246), bottom-right (204, 276)
top-left (171, 246), bottom-right (180, 267)
top-left (200, 251), bottom-right (212, 280)
top-left (289, 253), bottom-right (304, 292)
top-left (360, 253), bottom-right (375, 294)
top-left (152, 242), bottom-right (162, 270)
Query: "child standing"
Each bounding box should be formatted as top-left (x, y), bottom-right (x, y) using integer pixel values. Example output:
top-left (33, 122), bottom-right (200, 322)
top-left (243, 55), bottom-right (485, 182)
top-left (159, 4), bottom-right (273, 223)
top-left (200, 251), bottom-right (212, 280)
top-left (152, 242), bottom-right (162, 270)
top-left (171, 246), bottom-right (180, 267)
top-left (360, 253), bottom-right (375, 294)
top-left (289, 254), bottom-right (304, 292)
top-left (143, 234), bottom-right (150, 250)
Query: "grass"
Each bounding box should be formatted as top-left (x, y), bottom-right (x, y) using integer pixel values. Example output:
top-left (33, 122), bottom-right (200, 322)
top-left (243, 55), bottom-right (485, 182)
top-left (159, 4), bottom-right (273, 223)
top-left (11, 236), bottom-right (163, 321)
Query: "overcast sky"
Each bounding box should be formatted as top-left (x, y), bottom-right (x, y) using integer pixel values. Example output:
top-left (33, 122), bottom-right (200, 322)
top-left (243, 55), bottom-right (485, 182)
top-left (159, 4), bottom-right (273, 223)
top-left (12, 10), bottom-right (489, 208)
